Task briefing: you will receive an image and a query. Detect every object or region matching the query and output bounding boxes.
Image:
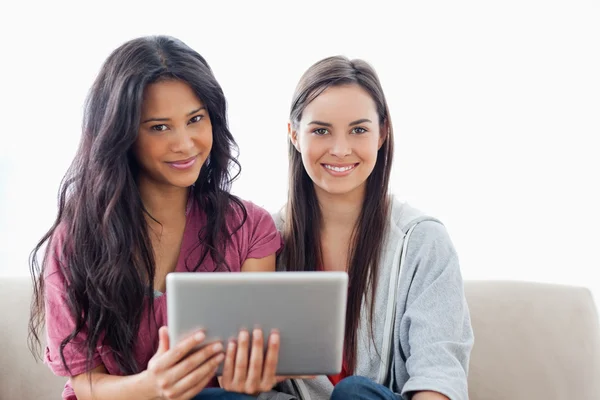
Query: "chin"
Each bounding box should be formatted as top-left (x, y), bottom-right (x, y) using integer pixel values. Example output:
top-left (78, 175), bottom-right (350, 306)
top-left (317, 184), bottom-right (360, 196)
top-left (315, 176), bottom-right (369, 197)
top-left (164, 173), bottom-right (201, 188)
top-left (170, 181), bottom-right (197, 189)
top-left (163, 165), bottom-right (202, 184)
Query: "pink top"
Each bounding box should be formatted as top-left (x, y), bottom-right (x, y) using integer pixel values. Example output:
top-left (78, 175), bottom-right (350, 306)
top-left (43, 199), bottom-right (282, 400)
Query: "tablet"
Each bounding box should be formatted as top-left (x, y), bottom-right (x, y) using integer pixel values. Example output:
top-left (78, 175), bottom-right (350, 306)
top-left (166, 271), bottom-right (348, 376)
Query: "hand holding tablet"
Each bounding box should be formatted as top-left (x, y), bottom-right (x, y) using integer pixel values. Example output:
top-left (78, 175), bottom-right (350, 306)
top-left (166, 271), bottom-right (348, 376)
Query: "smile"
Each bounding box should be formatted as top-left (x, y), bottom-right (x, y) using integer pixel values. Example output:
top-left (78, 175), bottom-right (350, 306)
top-left (167, 155), bottom-right (198, 170)
top-left (322, 163), bottom-right (358, 175)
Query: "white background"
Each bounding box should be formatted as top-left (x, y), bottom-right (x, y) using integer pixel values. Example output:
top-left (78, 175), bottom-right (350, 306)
top-left (1, 1), bottom-right (599, 307)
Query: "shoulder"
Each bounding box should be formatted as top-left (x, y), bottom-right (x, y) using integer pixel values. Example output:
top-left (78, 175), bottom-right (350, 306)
top-left (388, 193), bottom-right (455, 259)
top-left (407, 219), bottom-right (455, 255)
top-left (237, 198), bottom-right (275, 224)
top-left (387, 194), bottom-right (441, 234)
top-left (402, 218), bottom-right (461, 292)
top-left (385, 195), bottom-right (457, 274)
top-left (211, 197), bottom-right (272, 225)
top-left (42, 223), bottom-right (71, 296)
top-left (231, 198), bottom-right (282, 257)
top-left (227, 197), bottom-right (279, 233)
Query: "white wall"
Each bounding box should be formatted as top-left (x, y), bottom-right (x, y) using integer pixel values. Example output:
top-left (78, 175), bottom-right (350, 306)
top-left (1, 1), bottom-right (599, 305)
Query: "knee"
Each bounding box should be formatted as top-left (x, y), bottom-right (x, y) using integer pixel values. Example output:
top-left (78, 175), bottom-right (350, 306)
top-left (331, 376), bottom-right (373, 399)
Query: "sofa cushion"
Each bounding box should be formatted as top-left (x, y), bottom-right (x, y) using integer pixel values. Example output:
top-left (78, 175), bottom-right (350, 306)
top-left (466, 280), bottom-right (600, 400)
top-left (0, 275), bottom-right (67, 399)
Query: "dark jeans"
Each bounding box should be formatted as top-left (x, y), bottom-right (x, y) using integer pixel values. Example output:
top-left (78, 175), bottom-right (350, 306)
top-left (192, 388), bottom-right (257, 399)
top-left (331, 376), bottom-right (398, 400)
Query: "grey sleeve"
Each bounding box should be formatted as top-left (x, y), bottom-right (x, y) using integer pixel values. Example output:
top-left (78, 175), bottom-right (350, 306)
top-left (398, 221), bottom-right (474, 400)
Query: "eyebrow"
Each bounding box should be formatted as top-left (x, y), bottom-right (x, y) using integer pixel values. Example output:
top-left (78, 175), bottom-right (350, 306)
top-left (307, 118), bottom-right (372, 127)
top-left (141, 106), bottom-right (206, 124)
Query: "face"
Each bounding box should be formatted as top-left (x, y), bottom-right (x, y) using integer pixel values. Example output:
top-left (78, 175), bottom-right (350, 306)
top-left (134, 79), bottom-right (212, 190)
top-left (290, 84), bottom-right (385, 198)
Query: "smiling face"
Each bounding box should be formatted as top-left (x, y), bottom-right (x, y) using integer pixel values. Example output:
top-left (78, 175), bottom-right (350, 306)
top-left (290, 84), bottom-right (384, 199)
top-left (133, 79), bottom-right (213, 190)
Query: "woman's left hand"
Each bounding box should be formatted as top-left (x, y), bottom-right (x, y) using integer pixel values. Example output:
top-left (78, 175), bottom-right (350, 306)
top-left (219, 328), bottom-right (280, 395)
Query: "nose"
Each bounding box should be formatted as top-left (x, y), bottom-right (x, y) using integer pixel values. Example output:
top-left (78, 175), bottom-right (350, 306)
top-left (329, 134), bottom-right (352, 157)
top-left (170, 127), bottom-right (195, 153)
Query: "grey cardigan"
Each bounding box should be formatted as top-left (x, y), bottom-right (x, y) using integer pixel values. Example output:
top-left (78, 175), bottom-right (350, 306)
top-left (266, 197), bottom-right (473, 400)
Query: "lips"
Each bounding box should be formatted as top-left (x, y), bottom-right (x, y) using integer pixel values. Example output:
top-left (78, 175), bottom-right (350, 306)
top-left (321, 163), bottom-right (359, 176)
top-left (167, 155), bottom-right (198, 170)
top-left (323, 164), bottom-right (357, 172)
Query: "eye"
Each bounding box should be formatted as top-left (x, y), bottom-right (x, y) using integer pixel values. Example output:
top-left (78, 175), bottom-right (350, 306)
top-left (151, 124), bottom-right (168, 132)
top-left (189, 114), bottom-right (204, 124)
top-left (312, 128), bottom-right (329, 136)
top-left (352, 126), bottom-right (367, 134)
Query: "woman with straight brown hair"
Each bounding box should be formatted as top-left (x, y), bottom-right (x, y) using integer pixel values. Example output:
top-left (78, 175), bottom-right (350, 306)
top-left (274, 56), bottom-right (474, 400)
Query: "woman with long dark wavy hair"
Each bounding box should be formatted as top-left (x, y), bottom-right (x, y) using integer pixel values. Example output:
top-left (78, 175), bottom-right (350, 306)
top-left (29, 35), bottom-right (283, 400)
top-left (274, 57), bottom-right (474, 400)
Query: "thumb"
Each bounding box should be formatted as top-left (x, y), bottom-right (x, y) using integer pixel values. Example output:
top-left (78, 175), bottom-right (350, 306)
top-left (157, 326), bottom-right (170, 355)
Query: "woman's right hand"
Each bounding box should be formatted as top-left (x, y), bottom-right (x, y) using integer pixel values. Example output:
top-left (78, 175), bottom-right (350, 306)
top-left (145, 326), bottom-right (225, 400)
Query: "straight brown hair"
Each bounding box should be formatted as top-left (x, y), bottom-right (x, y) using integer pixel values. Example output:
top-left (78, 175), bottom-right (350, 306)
top-left (282, 56), bottom-right (394, 372)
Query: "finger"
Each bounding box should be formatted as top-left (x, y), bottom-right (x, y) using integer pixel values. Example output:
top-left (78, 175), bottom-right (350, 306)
top-left (179, 362), bottom-right (220, 400)
top-left (245, 329), bottom-right (264, 393)
top-left (166, 352), bottom-right (224, 400)
top-left (153, 330), bottom-right (206, 371)
top-left (157, 326), bottom-right (170, 354)
top-left (260, 330), bottom-right (280, 391)
top-left (147, 327), bottom-right (171, 371)
top-left (167, 341), bottom-right (224, 386)
top-left (220, 339), bottom-right (236, 386)
top-left (232, 329), bottom-right (250, 386)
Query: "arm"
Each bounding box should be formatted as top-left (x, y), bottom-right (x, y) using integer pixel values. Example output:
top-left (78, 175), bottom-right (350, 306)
top-left (43, 234), bottom-right (219, 400)
top-left (71, 327), bottom-right (224, 400)
top-left (399, 221), bottom-right (474, 400)
top-left (412, 391), bottom-right (450, 400)
top-left (241, 253), bottom-right (276, 272)
top-left (240, 201), bottom-right (281, 274)
top-left (71, 365), bottom-right (157, 400)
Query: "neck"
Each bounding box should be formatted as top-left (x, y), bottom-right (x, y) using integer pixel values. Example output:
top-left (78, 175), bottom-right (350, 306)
top-left (316, 184), bottom-right (365, 233)
top-left (138, 176), bottom-right (189, 225)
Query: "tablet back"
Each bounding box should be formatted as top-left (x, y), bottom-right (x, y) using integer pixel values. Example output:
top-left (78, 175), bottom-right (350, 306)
top-left (166, 271), bottom-right (348, 375)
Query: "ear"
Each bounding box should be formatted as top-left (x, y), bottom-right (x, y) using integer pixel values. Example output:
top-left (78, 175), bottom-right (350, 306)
top-left (288, 122), bottom-right (301, 152)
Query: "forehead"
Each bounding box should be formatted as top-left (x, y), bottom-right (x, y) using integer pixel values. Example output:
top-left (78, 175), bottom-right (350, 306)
top-left (141, 79), bottom-right (203, 115)
top-left (300, 84), bottom-right (378, 123)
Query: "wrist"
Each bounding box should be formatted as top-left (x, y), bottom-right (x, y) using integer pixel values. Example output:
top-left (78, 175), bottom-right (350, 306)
top-left (137, 370), bottom-right (161, 400)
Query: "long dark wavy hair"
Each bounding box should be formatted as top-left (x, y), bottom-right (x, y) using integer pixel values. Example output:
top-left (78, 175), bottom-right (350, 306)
top-left (282, 56), bottom-right (394, 373)
top-left (28, 35), bottom-right (246, 375)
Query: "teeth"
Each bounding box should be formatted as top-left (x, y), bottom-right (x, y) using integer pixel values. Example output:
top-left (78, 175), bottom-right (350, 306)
top-left (324, 164), bottom-right (354, 172)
